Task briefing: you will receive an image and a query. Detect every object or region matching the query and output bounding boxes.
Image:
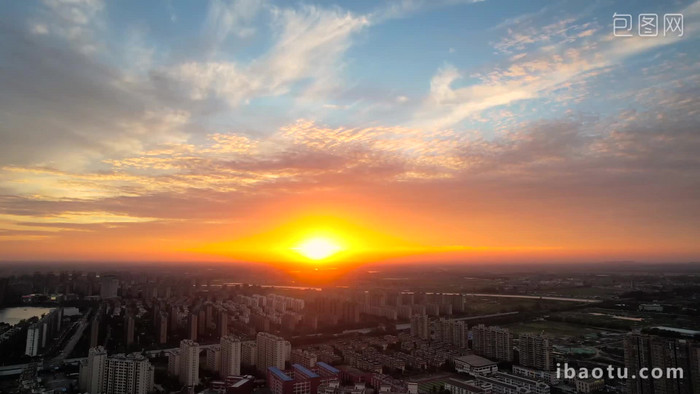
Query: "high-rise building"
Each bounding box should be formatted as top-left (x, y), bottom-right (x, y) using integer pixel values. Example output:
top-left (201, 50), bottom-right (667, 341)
top-left (242, 340), bottom-right (257, 366)
top-left (472, 324), bottom-right (513, 362)
top-left (218, 310), bottom-right (228, 338)
top-left (519, 333), bottom-right (552, 371)
top-left (25, 324), bottom-right (41, 356)
top-left (79, 347), bottom-right (154, 394)
top-left (179, 339), bottom-right (200, 387)
top-left (206, 345), bottom-right (222, 373)
top-left (188, 312), bottom-right (198, 341)
top-left (198, 308), bottom-right (207, 335)
top-left (100, 275), bottom-right (119, 299)
top-left (205, 303), bottom-right (213, 326)
top-left (341, 301), bottom-right (360, 324)
top-left (81, 346), bottom-right (108, 394)
top-left (256, 332), bottom-right (291, 373)
top-left (90, 317), bottom-right (101, 348)
top-left (452, 320), bottom-right (468, 348)
top-left (104, 353), bottom-right (155, 394)
top-left (156, 311), bottom-right (168, 344)
top-left (124, 313), bottom-right (135, 347)
top-left (221, 335), bottom-right (242, 377)
top-left (90, 306), bottom-right (104, 348)
top-left (410, 314), bottom-right (429, 340)
top-left (624, 333), bottom-right (700, 394)
top-left (166, 349), bottom-right (180, 376)
top-left (433, 318), bottom-right (468, 348)
top-left (25, 308), bottom-right (63, 356)
top-left (169, 305), bottom-right (179, 332)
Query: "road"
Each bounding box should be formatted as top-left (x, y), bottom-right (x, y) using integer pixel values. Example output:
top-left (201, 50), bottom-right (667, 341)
top-left (462, 293), bottom-right (600, 303)
top-left (46, 307), bottom-right (92, 368)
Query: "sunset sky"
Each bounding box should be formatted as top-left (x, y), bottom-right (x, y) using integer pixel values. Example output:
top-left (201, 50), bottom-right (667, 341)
top-left (1, 0), bottom-right (699, 265)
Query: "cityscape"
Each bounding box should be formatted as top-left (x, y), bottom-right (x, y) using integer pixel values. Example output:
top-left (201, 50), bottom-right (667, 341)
top-left (1, 0), bottom-right (699, 394)
top-left (0, 264), bottom-right (697, 393)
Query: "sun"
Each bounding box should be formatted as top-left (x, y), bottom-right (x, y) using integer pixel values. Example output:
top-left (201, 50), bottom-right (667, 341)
top-left (293, 237), bottom-right (342, 260)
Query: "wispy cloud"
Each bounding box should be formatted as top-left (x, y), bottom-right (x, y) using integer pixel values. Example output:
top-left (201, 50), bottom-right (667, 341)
top-left (414, 1), bottom-right (700, 129)
top-left (169, 5), bottom-right (369, 107)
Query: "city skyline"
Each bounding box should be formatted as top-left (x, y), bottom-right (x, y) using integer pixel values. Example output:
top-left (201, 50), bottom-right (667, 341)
top-left (1, 0), bottom-right (700, 265)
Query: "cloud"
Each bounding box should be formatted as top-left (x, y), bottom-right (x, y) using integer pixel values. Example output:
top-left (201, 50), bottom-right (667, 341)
top-left (169, 5), bottom-right (369, 106)
top-left (31, 0), bottom-right (105, 53)
top-left (1, 0), bottom-right (699, 260)
top-left (414, 1), bottom-right (700, 129)
top-left (202, 0), bottom-right (264, 53)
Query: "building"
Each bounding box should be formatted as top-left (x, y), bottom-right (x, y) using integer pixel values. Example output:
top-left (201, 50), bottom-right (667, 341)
top-left (267, 364), bottom-right (327, 394)
top-left (472, 325), bottom-right (513, 362)
top-left (410, 314), bottom-right (429, 340)
top-left (166, 349), bottom-right (180, 376)
top-left (212, 375), bottom-right (256, 394)
top-left (433, 319), bottom-right (468, 348)
top-left (206, 345), bottom-right (222, 373)
top-left (188, 312), bottom-right (198, 341)
top-left (257, 332), bottom-right (291, 373)
top-left (124, 313), bottom-right (135, 347)
top-left (454, 355), bottom-right (498, 375)
top-left (221, 335), bottom-right (242, 377)
top-left (218, 310), bottom-right (229, 337)
top-left (317, 362), bottom-right (341, 381)
top-left (444, 378), bottom-right (487, 394)
top-left (291, 349), bottom-right (318, 368)
top-left (370, 373), bottom-right (412, 393)
top-left (103, 353), bottom-right (154, 394)
top-left (90, 312), bottom-right (101, 348)
top-left (318, 381), bottom-right (368, 394)
top-left (638, 304), bottom-right (663, 312)
top-left (79, 347), bottom-right (154, 394)
top-left (100, 275), bottom-right (119, 299)
top-left (81, 346), bottom-right (108, 394)
top-left (487, 372), bottom-right (549, 394)
top-left (268, 366), bottom-right (295, 394)
top-left (511, 365), bottom-right (559, 385)
top-left (25, 324), bottom-right (41, 356)
top-left (575, 378), bottom-right (605, 393)
top-left (518, 333), bottom-right (551, 371)
top-left (156, 311), bottom-right (168, 344)
top-left (624, 333), bottom-right (700, 394)
top-left (179, 339), bottom-right (200, 387)
top-left (24, 308), bottom-right (63, 356)
top-left (242, 340), bottom-right (257, 366)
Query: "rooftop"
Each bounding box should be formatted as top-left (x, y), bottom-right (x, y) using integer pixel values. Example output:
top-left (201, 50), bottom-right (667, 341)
top-left (454, 354), bottom-right (496, 367)
top-left (293, 364), bottom-right (320, 378)
top-left (268, 367), bottom-right (293, 382)
top-left (444, 379), bottom-right (484, 393)
top-left (317, 362), bottom-right (340, 374)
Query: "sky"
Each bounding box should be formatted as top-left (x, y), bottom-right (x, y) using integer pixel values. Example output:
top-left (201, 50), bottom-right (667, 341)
top-left (0, 0), bottom-right (699, 266)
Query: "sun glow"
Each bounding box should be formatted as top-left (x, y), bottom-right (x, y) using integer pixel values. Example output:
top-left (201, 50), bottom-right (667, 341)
top-left (293, 237), bottom-right (342, 260)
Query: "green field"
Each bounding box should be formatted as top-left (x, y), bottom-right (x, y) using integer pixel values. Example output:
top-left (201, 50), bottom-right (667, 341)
top-left (462, 297), bottom-right (574, 315)
top-left (417, 379), bottom-right (449, 393)
top-left (504, 320), bottom-right (601, 337)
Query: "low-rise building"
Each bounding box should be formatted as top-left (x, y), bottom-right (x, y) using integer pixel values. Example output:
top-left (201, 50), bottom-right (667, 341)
top-left (512, 365), bottom-right (559, 385)
top-left (575, 378), bottom-right (605, 393)
top-left (444, 378), bottom-right (487, 394)
top-left (454, 355), bottom-right (498, 375)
